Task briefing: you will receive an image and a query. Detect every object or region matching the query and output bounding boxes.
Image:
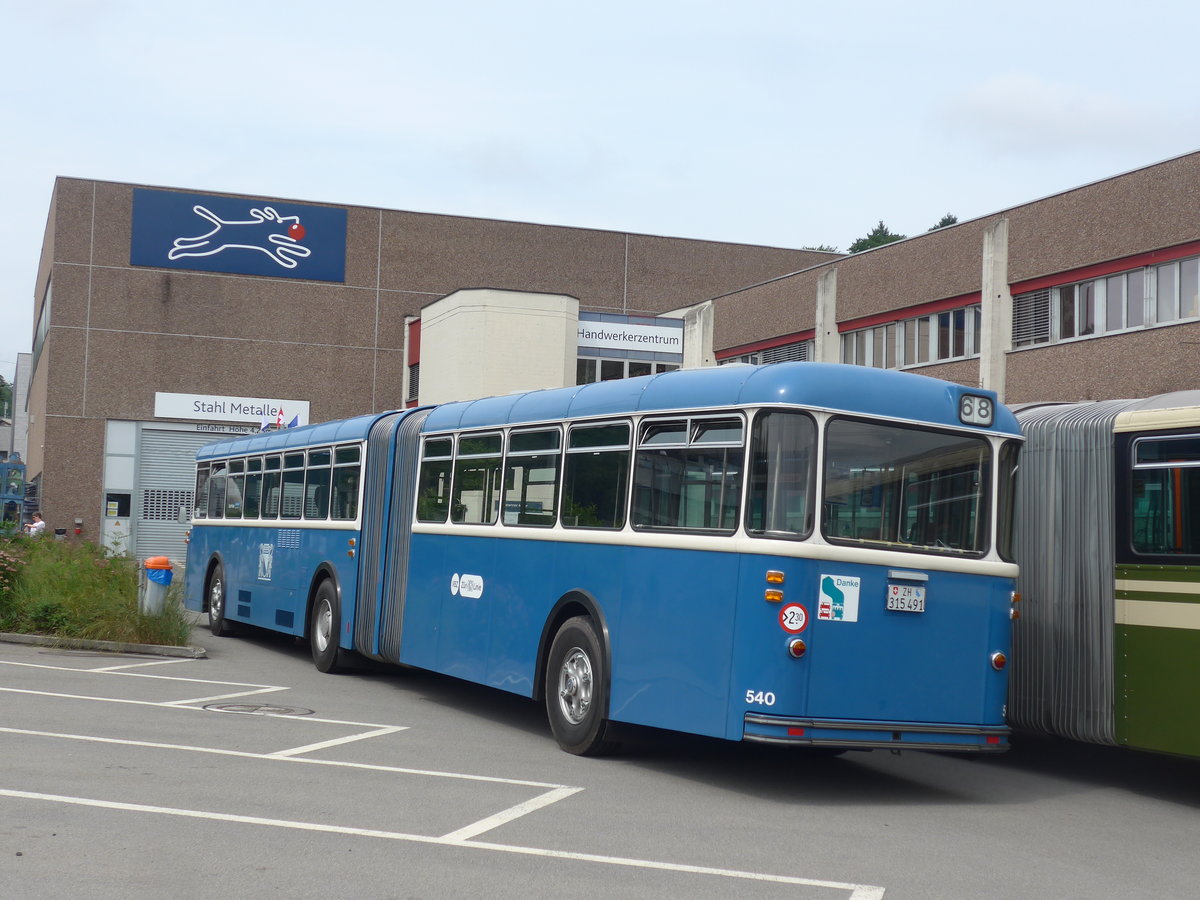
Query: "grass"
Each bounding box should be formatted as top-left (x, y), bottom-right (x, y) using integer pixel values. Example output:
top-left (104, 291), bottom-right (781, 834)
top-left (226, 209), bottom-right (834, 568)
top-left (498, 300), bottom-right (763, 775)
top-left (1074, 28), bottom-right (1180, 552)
top-left (0, 533), bottom-right (194, 647)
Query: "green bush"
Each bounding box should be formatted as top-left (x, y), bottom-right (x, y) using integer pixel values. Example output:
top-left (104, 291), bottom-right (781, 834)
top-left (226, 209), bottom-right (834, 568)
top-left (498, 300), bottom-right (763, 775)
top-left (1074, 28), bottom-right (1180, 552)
top-left (0, 536), bottom-right (193, 646)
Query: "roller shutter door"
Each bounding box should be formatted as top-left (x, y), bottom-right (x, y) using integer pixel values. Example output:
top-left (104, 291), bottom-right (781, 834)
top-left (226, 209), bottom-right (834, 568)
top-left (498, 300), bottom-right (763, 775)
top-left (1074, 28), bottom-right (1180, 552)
top-left (134, 428), bottom-right (217, 565)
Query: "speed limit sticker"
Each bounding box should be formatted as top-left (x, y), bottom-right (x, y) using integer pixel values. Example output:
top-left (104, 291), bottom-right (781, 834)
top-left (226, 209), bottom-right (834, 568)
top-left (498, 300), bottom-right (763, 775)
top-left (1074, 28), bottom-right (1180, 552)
top-left (779, 603), bottom-right (808, 634)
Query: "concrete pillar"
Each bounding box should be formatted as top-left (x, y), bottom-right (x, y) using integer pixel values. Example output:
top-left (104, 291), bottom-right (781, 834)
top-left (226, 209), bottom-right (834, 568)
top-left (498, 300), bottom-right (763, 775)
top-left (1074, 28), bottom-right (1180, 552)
top-left (814, 267), bottom-right (839, 362)
top-left (680, 300), bottom-right (715, 368)
top-left (979, 219), bottom-right (1012, 401)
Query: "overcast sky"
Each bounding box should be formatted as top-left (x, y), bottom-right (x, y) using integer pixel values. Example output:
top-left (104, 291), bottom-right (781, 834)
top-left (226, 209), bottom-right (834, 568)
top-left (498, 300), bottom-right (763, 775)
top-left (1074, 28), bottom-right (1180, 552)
top-left (3, 0), bottom-right (1199, 387)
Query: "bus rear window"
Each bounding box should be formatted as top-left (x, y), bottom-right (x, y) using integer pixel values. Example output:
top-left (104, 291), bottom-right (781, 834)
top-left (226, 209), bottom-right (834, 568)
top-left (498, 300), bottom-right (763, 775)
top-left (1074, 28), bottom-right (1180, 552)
top-left (823, 418), bottom-right (991, 555)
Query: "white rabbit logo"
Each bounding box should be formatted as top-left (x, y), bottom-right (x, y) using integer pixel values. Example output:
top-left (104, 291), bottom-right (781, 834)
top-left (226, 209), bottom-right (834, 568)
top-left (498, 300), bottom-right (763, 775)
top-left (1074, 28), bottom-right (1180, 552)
top-left (168, 205), bottom-right (312, 269)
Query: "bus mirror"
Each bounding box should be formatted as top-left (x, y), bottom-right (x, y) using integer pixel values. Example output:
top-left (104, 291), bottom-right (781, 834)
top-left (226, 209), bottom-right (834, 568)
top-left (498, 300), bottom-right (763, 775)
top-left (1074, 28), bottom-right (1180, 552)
top-left (178, 504), bottom-right (190, 524)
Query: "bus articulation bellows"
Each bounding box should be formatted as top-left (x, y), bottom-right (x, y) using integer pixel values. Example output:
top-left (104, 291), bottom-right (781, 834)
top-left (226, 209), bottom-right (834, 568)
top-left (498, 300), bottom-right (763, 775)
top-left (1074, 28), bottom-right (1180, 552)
top-left (1012, 393), bottom-right (1200, 759)
top-left (185, 363), bottom-right (1022, 755)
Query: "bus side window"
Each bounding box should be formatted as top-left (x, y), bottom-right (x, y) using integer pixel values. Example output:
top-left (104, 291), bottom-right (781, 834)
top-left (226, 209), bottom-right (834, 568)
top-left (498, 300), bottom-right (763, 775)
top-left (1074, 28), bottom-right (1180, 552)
top-left (280, 452), bottom-right (305, 520)
top-left (243, 457), bottom-right (263, 519)
top-left (504, 429), bottom-right (561, 527)
top-left (747, 411), bottom-right (816, 537)
top-left (564, 422), bottom-right (630, 529)
top-left (194, 464), bottom-right (211, 519)
top-left (305, 448), bottom-right (332, 519)
top-left (207, 463), bottom-right (228, 520)
top-left (452, 433), bottom-right (503, 525)
top-left (418, 437), bottom-right (454, 522)
top-left (225, 459), bottom-right (245, 519)
top-left (261, 455), bottom-right (282, 519)
top-left (1132, 435), bottom-right (1200, 555)
top-left (330, 445), bottom-right (361, 520)
top-left (633, 416), bottom-right (743, 531)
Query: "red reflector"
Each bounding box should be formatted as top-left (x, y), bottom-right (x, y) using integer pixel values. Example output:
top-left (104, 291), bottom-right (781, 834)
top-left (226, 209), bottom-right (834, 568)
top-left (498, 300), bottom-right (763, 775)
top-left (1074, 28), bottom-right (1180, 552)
top-left (986, 736), bottom-right (1001, 744)
top-left (787, 727), bottom-right (805, 736)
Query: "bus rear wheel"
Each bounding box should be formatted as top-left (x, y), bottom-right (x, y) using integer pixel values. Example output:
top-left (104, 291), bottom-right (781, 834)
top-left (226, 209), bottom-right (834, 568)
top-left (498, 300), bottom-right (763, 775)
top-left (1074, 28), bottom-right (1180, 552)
top-left (545, 616), bottom-right (616, 756)
top-left (310, 580), bottom-right (345, 674)
top-left (207, 562), bottom-right (233, 637)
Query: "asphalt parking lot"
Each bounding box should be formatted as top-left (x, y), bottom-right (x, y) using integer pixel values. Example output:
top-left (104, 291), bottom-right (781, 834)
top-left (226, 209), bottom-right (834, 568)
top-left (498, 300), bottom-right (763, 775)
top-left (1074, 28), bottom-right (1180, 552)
top-left (3, 622), bottom-right (1199, 899)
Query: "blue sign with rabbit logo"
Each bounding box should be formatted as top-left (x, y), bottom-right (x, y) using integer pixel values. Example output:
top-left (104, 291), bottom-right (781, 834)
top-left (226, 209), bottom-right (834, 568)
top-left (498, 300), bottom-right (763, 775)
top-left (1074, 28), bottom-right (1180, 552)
top-left (131, 188), bottom-right (346, 282)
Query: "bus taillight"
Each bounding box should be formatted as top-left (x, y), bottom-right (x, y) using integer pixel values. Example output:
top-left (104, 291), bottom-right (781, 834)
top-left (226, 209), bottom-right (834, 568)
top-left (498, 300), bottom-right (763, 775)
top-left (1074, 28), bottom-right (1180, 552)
top-left (788, 638), bottom-right (807, 659)
top-left (990, 651), bottom-right (1007, 671)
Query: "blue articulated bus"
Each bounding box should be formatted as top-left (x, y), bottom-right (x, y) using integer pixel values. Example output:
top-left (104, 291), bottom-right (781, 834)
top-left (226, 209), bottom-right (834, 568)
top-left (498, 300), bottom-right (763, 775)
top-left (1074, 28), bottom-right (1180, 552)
top-left (185, 362), bottom-right (1022, 755)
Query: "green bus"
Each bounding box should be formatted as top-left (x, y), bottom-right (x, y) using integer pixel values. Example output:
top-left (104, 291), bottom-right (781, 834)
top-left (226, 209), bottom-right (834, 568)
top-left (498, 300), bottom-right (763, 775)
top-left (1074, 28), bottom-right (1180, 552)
top-left (1012, 393), bottom-right (1200, 758)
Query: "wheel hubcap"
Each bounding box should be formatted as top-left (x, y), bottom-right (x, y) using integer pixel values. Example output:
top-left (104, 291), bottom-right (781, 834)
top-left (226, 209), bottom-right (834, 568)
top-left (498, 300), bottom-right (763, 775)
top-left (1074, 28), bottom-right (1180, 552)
top-left (557, 647), bottom-right (593, 725)
top-left (314, 600), bottom-right (332, 653)
top-left (209, 578), bottom-right (223, 616)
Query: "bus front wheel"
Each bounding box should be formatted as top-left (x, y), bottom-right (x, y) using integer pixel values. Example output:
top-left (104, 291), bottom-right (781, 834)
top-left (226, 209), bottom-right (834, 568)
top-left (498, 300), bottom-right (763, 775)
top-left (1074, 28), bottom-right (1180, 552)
top-left (310, 580), bottom-right (345, 674)
top-left (545, 616), bottom-right (616, 756)
top-left (207, 562), bottom-right (233, 637)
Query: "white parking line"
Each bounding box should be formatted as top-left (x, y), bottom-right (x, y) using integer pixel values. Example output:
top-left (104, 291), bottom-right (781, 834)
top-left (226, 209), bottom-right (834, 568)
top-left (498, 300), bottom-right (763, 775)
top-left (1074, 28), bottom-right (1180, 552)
top-left (89, 658), bottom-right (197, 672)
top-left (438, 786), bottom-right (584, 841)
top-left (0, 726), bottom-right (569, 789)
top-left (0, 654), bottom-right (889, 896)
top-left (0, 788), bottom-right (886, 898)
top-left (266, 726), bottom-right (407, 758)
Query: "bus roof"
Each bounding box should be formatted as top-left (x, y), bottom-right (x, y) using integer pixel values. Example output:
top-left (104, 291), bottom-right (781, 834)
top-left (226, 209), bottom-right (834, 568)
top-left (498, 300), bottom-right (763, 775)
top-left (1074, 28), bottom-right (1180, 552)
top-left (422, 362), bottom-right (1021, 436)
top-left (194, 412), bottom-right (391, 461)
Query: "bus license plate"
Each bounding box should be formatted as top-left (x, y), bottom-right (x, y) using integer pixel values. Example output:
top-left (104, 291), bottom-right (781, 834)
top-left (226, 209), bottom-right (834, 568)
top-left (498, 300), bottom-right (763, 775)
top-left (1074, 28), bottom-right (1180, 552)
top-left (887, 584), bottom-right (925, 613)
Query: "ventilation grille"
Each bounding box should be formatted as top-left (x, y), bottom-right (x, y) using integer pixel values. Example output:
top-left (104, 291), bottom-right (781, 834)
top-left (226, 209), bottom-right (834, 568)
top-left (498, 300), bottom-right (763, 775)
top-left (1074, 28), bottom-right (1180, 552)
top-left (407, 363), bottom-right (420, 402)
top-left (142, 489), bottom-right (192, 521)
top-left (761, 341), bottom-right (810, 364)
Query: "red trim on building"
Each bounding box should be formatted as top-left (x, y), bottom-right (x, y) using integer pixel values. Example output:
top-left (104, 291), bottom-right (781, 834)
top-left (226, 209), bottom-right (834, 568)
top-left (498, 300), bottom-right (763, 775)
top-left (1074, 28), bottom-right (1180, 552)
top-left (838, 292), bottom-right (982, 333)
top-left (407, 318), bottom-right (421, 363)
top-left (1011, 241), bottom-right (1200, 294)
top-left (716, 329), bottom-right (816, 360)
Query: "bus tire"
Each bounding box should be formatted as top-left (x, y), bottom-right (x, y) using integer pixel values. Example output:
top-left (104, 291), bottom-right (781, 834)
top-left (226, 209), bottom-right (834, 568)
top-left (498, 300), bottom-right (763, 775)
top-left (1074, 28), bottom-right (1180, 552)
top-left (207, 562), bottom-right (234, 637)
top-left (545, 616), bottom-right (616, 756)
top-left (310, 579), bottom-right (345, 674)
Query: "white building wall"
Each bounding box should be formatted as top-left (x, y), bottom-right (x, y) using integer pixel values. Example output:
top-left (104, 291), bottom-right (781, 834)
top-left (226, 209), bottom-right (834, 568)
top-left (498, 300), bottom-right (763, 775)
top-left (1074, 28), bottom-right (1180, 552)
top-left (419, 289), bottom-right (580, 405)
top-left (11, 353), bottom-right (31, 461)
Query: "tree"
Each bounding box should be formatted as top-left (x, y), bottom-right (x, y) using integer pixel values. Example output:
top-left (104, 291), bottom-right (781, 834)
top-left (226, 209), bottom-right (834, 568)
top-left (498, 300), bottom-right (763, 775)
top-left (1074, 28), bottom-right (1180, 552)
top-left (0, 375), bottom-right (11, 422)
top-left (928, 213), bottom-right (958, 232)
top-left (848, 221), bottom-right (906, 254)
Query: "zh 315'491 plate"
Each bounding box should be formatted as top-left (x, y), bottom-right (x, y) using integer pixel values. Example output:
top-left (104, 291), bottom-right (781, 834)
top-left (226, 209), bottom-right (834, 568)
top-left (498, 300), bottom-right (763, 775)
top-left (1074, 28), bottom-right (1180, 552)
top-left (887, 584), bottom-right (925, 613)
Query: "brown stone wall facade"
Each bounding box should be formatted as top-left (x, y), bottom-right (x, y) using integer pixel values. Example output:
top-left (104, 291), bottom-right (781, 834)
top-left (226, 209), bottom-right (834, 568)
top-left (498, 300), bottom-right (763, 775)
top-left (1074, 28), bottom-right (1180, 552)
top-left (26, 177), bottom-right (822, 539)
top-left (710, 151), bottom-right (1200, 410)
top-left (24, 152), bottom-right (1200, 542)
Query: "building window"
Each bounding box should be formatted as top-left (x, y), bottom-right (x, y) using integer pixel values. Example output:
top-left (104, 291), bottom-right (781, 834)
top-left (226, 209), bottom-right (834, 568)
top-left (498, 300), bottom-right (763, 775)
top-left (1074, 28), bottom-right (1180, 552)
top-left (842, 306), bottom-right (980, 368)
top-left (576, 359), bottom-right (678, 384)
top-left (1018, 255), bottom-right (1200, 349)
top-left (719, 339), bottom-right (812, 366)
top-left (1012, 289), bottom-right (1051, 347)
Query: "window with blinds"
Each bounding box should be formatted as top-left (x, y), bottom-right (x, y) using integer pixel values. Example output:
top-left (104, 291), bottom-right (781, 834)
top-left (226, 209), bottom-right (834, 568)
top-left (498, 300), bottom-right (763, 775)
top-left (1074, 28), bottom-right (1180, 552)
top-left (1012, 289), bottom-right (1051, 347)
